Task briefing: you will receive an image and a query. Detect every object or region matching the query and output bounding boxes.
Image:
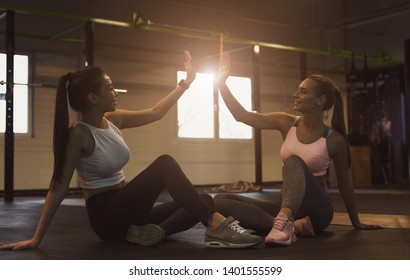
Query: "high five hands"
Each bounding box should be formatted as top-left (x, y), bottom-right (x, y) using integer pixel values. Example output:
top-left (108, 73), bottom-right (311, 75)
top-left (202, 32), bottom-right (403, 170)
top-left (184, 50), bottom-right (230, 86)
top-left (184, 50), bottom-right (196, 85)
top-left (216, 52), bottom-right (231, 84)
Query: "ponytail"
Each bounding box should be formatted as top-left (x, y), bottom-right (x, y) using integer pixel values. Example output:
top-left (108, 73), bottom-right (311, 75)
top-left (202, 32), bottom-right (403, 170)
top-left (50, 66), bottom-right (106, 186)
top-left (308, 75), bottom-right (351, 166)
top-left (331, 89), bottom-right (351, 166)
top-left (51, 72), bottom-right (71, 185)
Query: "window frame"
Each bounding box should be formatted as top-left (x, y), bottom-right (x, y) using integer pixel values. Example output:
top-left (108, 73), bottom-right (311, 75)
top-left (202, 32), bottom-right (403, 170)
top-left (0, 52), bottom-right (31, 136)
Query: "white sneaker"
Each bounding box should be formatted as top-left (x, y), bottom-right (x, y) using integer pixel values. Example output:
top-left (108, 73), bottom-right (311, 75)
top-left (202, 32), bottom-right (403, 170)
top-left (265, 213), bottom-right (297, 246)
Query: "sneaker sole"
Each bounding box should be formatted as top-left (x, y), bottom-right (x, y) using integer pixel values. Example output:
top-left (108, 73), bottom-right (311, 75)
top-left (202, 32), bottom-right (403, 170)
top-left (265, 232), bottom-right (297, 246)
top-left (126, 224), bottom-right (165, 246)
top-left (204, 238), bottom-right (261, 249)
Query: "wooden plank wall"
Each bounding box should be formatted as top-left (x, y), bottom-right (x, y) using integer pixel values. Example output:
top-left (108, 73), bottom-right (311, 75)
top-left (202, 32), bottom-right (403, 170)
top-left (0, 51), bottom-right (301, 190)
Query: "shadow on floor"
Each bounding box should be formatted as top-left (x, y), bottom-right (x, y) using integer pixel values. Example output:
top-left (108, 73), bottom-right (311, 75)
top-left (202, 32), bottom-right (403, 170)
top-left (1, 190), bottom-right (410, 260)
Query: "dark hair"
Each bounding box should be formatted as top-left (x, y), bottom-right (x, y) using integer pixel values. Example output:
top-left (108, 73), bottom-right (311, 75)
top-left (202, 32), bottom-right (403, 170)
top-left (51, 66), bottom-right (105, 186)
top-left (307, 74), bottom-right (351, 166)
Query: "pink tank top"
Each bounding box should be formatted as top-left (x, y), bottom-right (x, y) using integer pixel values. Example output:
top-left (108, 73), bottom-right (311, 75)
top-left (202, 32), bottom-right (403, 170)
top-left (280, 117), bottom-right (332, 176)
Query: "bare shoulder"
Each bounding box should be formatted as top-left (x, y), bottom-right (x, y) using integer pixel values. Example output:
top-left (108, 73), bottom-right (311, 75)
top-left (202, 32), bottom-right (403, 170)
top-left (104, 109), bottom-right (125, 128)
top-left (69, 122), bottom-right (89, 137)
top-left (268, 112), bottom-right (298, 135)
top-left (275, 112), bottom-right (297, 123)
top-left (262, 111), bottom-right (295, 124)
top-left (327, 130), bottom-right (348, 157)
top-left (67, 122), bottom-right (93, 153)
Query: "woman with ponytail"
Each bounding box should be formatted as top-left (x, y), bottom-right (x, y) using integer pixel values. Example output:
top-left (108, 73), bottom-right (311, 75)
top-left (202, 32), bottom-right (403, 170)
top-left (0, 51), bottom-right (261, 250)
top-left (214, 52), bottom-right (383, 247)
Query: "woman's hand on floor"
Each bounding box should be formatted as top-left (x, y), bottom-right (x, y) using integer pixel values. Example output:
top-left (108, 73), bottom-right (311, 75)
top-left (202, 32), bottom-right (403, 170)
top-left (0, 239), bottom-right (39, 250)
top-left (357, 223), bottom-right (386, 230)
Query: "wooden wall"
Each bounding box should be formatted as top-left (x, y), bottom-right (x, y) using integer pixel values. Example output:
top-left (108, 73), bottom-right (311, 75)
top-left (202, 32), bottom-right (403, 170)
top-left (0, 51), bottom-right (306, 190)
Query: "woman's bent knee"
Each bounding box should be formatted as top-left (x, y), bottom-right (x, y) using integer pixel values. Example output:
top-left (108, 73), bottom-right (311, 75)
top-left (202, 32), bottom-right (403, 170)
top-left (155, 154), bottom-right (176, 164)
top-left (200, 193), bottom-right (215, 207)
top-left (283, 155), bottom-right (305, 168)
top-left (283, 155), bottom-right (308, 176)
top-left (153, 154), bottom-right (181, 170)
top-left (213, 193), bottom-right (242, 205)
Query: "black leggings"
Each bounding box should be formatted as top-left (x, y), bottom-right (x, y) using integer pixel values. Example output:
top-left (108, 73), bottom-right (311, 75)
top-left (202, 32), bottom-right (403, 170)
top-left (86, 154), bottom-right (215, 242)
top-left (215, 155), bottom-right (334, 234)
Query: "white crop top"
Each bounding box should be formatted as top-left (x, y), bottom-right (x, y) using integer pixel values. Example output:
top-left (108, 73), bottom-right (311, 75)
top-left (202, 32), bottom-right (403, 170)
top-left (75, 119), bottom-right (130, 189)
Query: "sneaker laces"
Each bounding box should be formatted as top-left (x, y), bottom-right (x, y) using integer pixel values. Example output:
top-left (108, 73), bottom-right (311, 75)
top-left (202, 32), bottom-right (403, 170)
top-left (273, 217), bottom-right (289, 231)
top-left (228, 220), bottom-right (248, 235)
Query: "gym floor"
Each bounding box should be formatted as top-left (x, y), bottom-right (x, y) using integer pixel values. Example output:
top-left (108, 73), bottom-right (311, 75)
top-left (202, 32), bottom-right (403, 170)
top-left (1, 186), bottom-right (409, 260)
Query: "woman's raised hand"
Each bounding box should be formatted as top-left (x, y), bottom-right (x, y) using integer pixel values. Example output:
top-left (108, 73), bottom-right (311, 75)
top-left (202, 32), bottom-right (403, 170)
top-left (216, 52), bottom-right (231, 84)
top-left (184, 50), bottom-right (196, 85)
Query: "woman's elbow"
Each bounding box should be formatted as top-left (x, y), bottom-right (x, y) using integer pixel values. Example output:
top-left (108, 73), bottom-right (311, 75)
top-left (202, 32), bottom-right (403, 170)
top-left (235, 111), bottom-right (253, 125)
top-left (150, 108), bottom-right (166, 122)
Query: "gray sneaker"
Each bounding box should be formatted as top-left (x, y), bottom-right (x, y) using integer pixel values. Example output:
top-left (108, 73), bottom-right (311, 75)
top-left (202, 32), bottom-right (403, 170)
top-left (205, 216), bottom-right (262, 248)
top-left (126, 224), bottom-right (165, 246)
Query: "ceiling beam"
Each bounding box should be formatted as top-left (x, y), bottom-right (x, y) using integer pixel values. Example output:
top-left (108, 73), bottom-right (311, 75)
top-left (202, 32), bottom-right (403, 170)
top-left (0, 4), bottom-right (402, 64)
top-left (325, 2), bottom-right (410, 32)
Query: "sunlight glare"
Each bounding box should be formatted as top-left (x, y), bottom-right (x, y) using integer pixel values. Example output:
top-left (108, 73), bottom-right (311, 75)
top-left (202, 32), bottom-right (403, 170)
top-left (177, 71), bottom-right (214, 138)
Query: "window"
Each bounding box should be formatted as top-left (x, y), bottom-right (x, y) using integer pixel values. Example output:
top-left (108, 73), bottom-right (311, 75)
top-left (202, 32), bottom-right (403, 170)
top-left (177, 72), bottom-right (214, 138)
top-left (219, 76), bottom-right (253, 139)
top-left (0, 53), bottom-right (29, 133)
top-left (177, 71), bottom-right (252, 139)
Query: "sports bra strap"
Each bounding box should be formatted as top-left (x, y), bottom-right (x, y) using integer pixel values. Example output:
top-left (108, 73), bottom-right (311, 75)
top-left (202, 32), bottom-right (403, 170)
top-left (325, 128), bottom-right (335, 138)
top-left (322, 127), bottom-right (329, 138)
top-left (293, 116), bottom-right (302, 126)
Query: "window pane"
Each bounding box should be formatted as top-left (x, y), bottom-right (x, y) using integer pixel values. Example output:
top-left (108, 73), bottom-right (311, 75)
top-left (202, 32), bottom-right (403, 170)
top-left (0, 54), bottom-right (5, 95)
top-left (14, 55), bottom-right (28, 84)
top-left (0, 54), bottom-right (29, 133)
top-left (177, 71), bottom-right (214, 138)
top-left (13, 85), bottom-right (29, 133)
top-left (0, 53), bottom-right (7, 133)
top-left (219, 76), bottom-right (253, 139)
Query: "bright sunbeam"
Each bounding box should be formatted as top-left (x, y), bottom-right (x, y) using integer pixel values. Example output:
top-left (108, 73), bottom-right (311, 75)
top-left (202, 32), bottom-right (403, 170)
top-left (177, 71), bottom-right (252, 140)
top-left (177, 71), bottom-right (214, 138)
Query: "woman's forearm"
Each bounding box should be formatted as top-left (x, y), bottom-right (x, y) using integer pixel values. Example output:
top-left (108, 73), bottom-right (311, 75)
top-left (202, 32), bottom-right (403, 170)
top-left (218, 82), bottom-right (248, 122)
top-left (32, 185), bottom-right (68, 246)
